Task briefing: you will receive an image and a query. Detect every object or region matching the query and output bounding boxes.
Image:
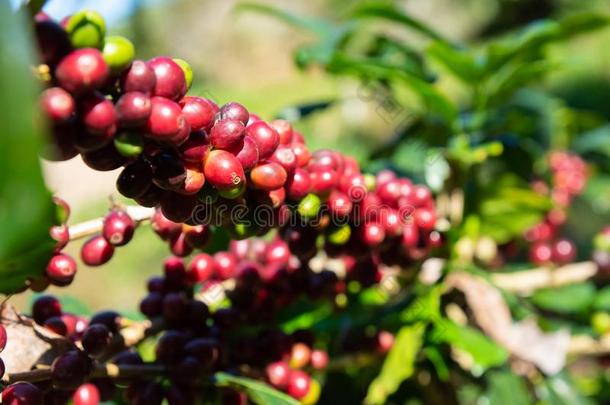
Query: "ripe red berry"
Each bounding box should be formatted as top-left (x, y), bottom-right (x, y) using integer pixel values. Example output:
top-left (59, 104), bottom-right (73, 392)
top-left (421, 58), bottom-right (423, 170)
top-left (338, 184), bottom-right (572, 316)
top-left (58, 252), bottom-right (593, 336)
top-left (203, 150), bottom-right (246, 191)
top-left (79, 93), bottom-right (117, 136)
top-left (264, 239), bottom-right (291, 266)
top-left (180, 130), bottom-right (211, 164)
top-left (120, 59), bottom-right (156, 94)
top-left (309, 168), bottom-right (338, 196)
top-left (231, 135), bottom-right (259, 172)
top-left (250, 161), bottom-right (287, 191)
top-left (291, 142), bottom-right (311, 167)
top-left (245, 121), bottom-right (280, 160)
top-left (55, 48), bottom-right (109, 94)
top-left (180, 96), bottom-right (218, 132)
top-left (285, 168), bottom-right (311, 200)
top-left (327, 191), bottom-right (353, 218)
top-left (50, 224), bottom-right (70, 252)
top-left (377, 330), bottom-right (395, 353)
top-left (530, 242), bottom-right (553, 265)
top-left (413, 207), bottom-right (436, 230)
top-left (270, 119), bottom-right (293, 145)
top-left (46, 253), bottom-right (77, 286)
top-left (287, 370), bottom-right (311, 399)
top-left (102, 210), bottom-right (135, 246)
top-left (266, 361), bottom-right (290, 389)
top-left (151, 209), bottom-right (182, 240)
top-left (82, 324), bottom-right (112, 356)
top-left (270, 145), bottom-right (297, 173)
top-left (73, 383), bottom-right (100, 405)
top-left (116, 92), bottom-right (151, 127)
top-left (361, 222), bottom-right (385, 246)
top-left (1, 382), bottom-right (43, 405)
top-left (188, 253), bottom-right (216, 284)
top-left (310, 349), bottom-right (329, 370)
top-left (214, 251), bottom-right (238, 280)
top-left (220, 102), bottom-right (249, 126)
top-left (290, 342), bottom-right (312, 369)
top-left (0, 325), bottom-right (6, 352)
top-left (146, 96), bottom-right (190, 145)
top-left (210, 118), bottom-right (245, 151)
top-left (51, 350), bottom-right (92, 390)
top-left (81, 235), bottom-right (115, 266)
top-left (147, 57), bottom-right (187, 101)
top-left (552, 238), bottom-right (576, 264)
top-left (40, 87), bottom-right (75, 123)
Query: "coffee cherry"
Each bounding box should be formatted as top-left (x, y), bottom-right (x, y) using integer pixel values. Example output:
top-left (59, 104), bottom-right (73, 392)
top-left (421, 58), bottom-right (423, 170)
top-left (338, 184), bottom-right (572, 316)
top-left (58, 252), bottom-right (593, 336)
top-left (245, 121), bottom-right (280, 160)
top-left (173, 58), bottom-right (193, 90)
top-left (116, 92), bottom-right (151, 127)
top-left (309, 168), bottom-right (338, 197)
top-left (1, 382), bottom-right (43, 405)
top-left (287, 370), bottom-right (311, 399)
top-left (79, 93), bottom-right (117, 136)
top-left (180, 130), bottom-right (211, 164)
top-left (231, 135), bottom-right (259, 172)
top-left (180, 96), bottom-right (217, 132)
top-left (81, 235), bottom-right (114, 266)
top-left (65, 10), bottom-right (106, 49)
top-left (413, 207), bottom-right (436, 230)
top-left (327, 191), bottom-right (352, 218)
top-left (214, 251), bottom-right (238, 280)
top-left (156, 330), bottom-right (187, 364)
top-left (51, 350), bottom-right (93, 389)
top-left (102, 210), bottom-right (135, 246)
top-left (41, 87), bottom-right (75, 123)
top-left (309, 149), bottom-right (343, 173)
top-left (34, 19), bottom-right (72, 67)
top-left (140, 292), bottom-right (163, 318)
top-left (290, 342), bottom-right (312, 369)
top-left (169, 231), bottom-right (194, 257)
top-left (177, 165), bottom-right (206, 195)
top-left (270, 145), bottom-right (297, 173)
top-left (90, 311), bottom-right (122, 334)
top-left (50, 224), bottom-right (70, 252)
top-left (298, 193), bottom-right (321, 219)
top-left (203, 150), bottom-right (246, 191)
top-left (160, 194), bottom-right (198, 223)
top-left (43, 316), bottom-right (68, 336)
top-left (210, 118), bottom-right (246, 151)
top-left (530, 242), bottom-right (553, 265)
top-left (377, 330), bottom-right (394, 353)
top-left (151, 209), bottom-right (182, 240)
top-left (82, 324), bottom-right (112, 356)
top-left (146, 97), bottom-right (190, 145)
top-left (291, 142), bottom-right (311, 167)
top-left (310, 349), bottom-right (329, 370)
top-left (285, 168), bottom-right (311, 200)
top-left (0, 325), bottom-right (6, 352)
top-left (266, 361), bottom-right (290, 389)
top-left (81, 143), bottom-right (127, 171)
top-left (55, 48), bottom-right (109, 94)
top-left (220, 102), bottom-right (249, 125)
top-left (150, 151), bottom-right (186, 191)
top-left (250, 162), bottom-right (287, 191)
top-left (73, 383), bottom-right (100, 405)
top-left (47, 253), bottom-right (77, 286)
top-left (117, 159), bottom-right (153, 199)
top-left (121, 60), bottom-right (156, 94)
top-left (32, 295), bottom-right (63, 324)
top-left (188, 253), bottom-right (216, 284)
top-left (135, 185), bottom-right (164, 207)
top-left (361, 222), bottom-right (385, 246)
top-left (147, 57), bottom-right (187, 101)
top-left (270, 119), bottom-right (293, 145)
top-left (264, 239), bottom-right (290, 266)
top-left (552, 238), bottom-right (576, 264)
top-left (102, 35), bottom-right (135, 74)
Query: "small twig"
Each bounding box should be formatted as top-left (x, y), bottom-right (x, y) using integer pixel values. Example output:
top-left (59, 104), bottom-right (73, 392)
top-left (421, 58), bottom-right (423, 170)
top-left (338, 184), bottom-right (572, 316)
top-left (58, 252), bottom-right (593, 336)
top-left (4, 363), bottom-right (166, 384)
top-left (569, 334), bottom-right (610, 357)
top-left (68, 206), bottom-right (155, 241)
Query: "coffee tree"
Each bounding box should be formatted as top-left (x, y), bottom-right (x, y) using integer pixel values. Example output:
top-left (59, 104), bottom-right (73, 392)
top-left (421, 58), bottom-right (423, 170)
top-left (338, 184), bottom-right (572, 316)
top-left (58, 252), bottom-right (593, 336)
top-left (1, 1), bottom-right (610, 404)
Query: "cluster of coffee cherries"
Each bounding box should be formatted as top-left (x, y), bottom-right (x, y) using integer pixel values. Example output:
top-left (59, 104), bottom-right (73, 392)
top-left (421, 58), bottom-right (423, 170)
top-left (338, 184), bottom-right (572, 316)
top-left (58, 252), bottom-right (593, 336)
top-left (525, 151), bottom-right (587, 266)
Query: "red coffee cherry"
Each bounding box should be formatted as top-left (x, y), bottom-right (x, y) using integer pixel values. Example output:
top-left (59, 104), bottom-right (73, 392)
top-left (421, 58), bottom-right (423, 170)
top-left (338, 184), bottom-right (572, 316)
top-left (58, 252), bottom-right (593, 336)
top-left (183, 224), bottom-right (209, 248)
top-left (43, 316), bottom-right (69, 336)
top-left (245, 121), bottom-right (280, 160)
top-left (327, 191), bottom-right (353, 218)
top-left (310, 349), bottom-right (329, 370)
top-left (180, 130), bottom-right (211, 164)
top-left (231, 135), bottom-right (259, 172)
top-left (266, 361), bottom-right (290, 389)
top-left (203, 150), bottom-right (246, 192)
top-left (270, 119), bottom-right (293, 145)
top-left (264, 239), bottom-right (291, 266)
top-left (146, 96), bottom-right (190, 145)
top-left (116, 92), bottom-right (151, 127)
top-left (287, 370), bottom-right (311, 400)
top-left (529, 242), bottom-right (553, 265)
top-left (151, 209), bottom-right (182, 240)
top-left (309, 149), bottom-right (343, 173)
top-left (147, 56), bottom-right (187, 101)
top-left (187, 253), bottom-right (216, 284)
top-left (55, 48), bottom-right (109, 94)
top-left (46, 253), bottom-right (77, 286)
top-left (377, 330), bottom-right (395, 353)
top-left (413, 207), bottom-right (436, 230)
top-left (270, 145), bottom-right (297, 173)
top-left (73, 383), bottom-right (100, 405)
top-left (552, 238), bottom-right (576, 264)
top-left (209, 118), bottom-right (245, 151)
top-left (214, 252), bottom-right (238, 280)
top-left (180, 96), bottom-right (217, 132)
top-left (79, 93), bottom-right (117, 136)
top-left (177, 165), bottom-right (205, 195)
top-left (120, 59), bottom-right (156, 94)
top-left (250, 161), bottom-right (287, 191)
top-left (220, 102), bottom-right (249, 126)
top-left (290, 342), bottom-right (312, 369)
top-left (40, 87), bottom-right (75, 123)
top-left (309, 168), bottom-right (338, 196)
top-left (102, 210), bottom-right (135, 246)
top-left (50, 224), bottom-right (70, 252)
top-left (291, 142), bottom-right (311, 167)
top-left (81, 235), bottom-right (115, 266)
top-left (361, 222), bottom-right (385, 247)
top-left (0, 324), bottom-right (7, 352)
top-left (285, 168), bottom-right (311, 200)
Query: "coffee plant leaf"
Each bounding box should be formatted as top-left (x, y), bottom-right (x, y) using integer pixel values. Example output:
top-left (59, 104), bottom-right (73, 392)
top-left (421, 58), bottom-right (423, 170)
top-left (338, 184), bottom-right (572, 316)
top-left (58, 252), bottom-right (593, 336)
top-left (214, 372), bottom-right (300, 405)
top-left (0, 2), bottom-right (56, 293)
top-left (485, 370), bottom-right (532, 405)
top-left (538, 371), bottom-right (595, 405)
top-left (593, 286), bottom-right (610, 311)
top-left (364, 322), bottom-right (425, 405)
top-left (532, 283), bottom-right (596, 315)
top-left (426, 41), bottom-right (484, 83)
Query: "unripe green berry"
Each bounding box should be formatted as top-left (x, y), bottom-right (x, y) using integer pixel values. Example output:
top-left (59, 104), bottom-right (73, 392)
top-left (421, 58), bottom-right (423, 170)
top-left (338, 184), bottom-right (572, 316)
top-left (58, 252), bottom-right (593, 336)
top-left (173, 58), bottom-right (193, 90)
top-left (114, 132), bottom-right (143, 158)
top-left (592, 311), bottom-right (610, 335)
top-left (364, 174), bottom-right (376, 191)
top-left (217, 182), bottom-right (246, 200)
top-left (298, 193), bottom-right (321, 219)
top-left (327, 224), bottom-right (351, 245)
top-left (65, 10), bottom-right (106, 49)
top-left (103, 35), bottom-right (135, 74)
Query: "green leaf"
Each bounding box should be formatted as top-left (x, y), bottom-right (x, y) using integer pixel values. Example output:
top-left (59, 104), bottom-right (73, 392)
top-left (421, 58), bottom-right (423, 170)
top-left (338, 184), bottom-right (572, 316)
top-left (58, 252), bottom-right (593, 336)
top-left (431, 319), bottom-right (508, 370)
top-left (349, 3), bottom-right (447, 42)
top-left (538, 371), bottom-right (595, 405)
top-left (0, 4), bottom-right (56, 293)
top-left (558, 12), bottom-right (610, 39)
top-left (572, 125), bottom-right (610, 157)
top-left (235, 3), bottom-right (334, 35)
top-left (365, 323), bottom-right (425, 405)
top-left (214, 373), bottom-right (300, 405)
top-left (427, 42), bottom-right (483, 83)
top-left (486, 371), bottom-right (531, 405)
top-left (593, 287), bottom-right (610, 311)
top-left (532, 283), bottom-right (596, 314)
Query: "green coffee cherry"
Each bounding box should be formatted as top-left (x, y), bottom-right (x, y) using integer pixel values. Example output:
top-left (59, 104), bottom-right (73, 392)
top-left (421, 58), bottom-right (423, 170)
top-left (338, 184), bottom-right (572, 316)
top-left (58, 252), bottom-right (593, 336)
top-left (114, 132), bottom-right (143, 158)
top-left (228, 222), bottom-right (257, 240)
top-left (103, 36), bottom-right (135, 74)
top-left (65, 10), bottom-right (106, 49)
top-left (298, 193), bottom-right (321, 219)
top-left (218, 183), bottom-right (245, 200)
top-left (592, 311), bottom-right (610, 335)
top-left (327, 224), bottom-right (351, 245)
top-left (364, 173), bottom-right (376, 191)
top-left (173, 58), bottom-right (193, 90)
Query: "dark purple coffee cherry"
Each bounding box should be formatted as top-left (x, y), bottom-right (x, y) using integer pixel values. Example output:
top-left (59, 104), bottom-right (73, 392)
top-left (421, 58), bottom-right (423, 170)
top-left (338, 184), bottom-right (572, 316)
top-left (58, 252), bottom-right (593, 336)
top-left (1, 382), bottom-right (43, 405)
top-left (116, 92), bottom-right (151, 127)
top-left (82, 324), bottom-right (112, 357)
top-left (51, 350), bottom-right (93, 390)
top-left (116, 159), bottom-right (154, 199)
top-left (120, 59), bottom-right (156, 94)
